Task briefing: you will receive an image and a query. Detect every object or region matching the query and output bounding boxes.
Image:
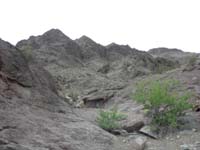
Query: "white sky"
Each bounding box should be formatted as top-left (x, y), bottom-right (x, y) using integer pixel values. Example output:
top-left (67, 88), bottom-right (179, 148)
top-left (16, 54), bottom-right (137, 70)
top-left (0, 0), bottom-right (200, 52)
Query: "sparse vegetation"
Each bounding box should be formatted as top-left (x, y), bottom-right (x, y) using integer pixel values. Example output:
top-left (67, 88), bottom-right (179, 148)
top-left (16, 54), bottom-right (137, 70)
top-left (187, 55), bottom-right (198, 66)
top-left (133, 79), bottom-right (192, 128)
top-left (96, 107), bottom-right (126, 131)
top-left (156, 65), bottom-right (174, 74)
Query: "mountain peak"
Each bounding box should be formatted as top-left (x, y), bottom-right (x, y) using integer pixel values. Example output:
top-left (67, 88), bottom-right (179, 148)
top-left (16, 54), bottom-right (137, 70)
top-left (41, 28), bottom-right (71, 43)
top-left (79, 35), bottom-right (93, 41)
top-left (106, 42), bottom-right (118, 47)
top-left (43, 28), bottom-right (65, 35)
top-left (106, 42), bottom-right (132, 50)
top-left (75, 35), bottom-right (97, 46)
top-left (16, 29), bottom-right (73, 49)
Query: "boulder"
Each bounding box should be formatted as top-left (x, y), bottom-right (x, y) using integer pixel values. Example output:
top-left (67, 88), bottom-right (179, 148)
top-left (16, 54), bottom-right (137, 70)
top-left (122, 121), bottom-right (144, 133)
top-left (82, 91), bottom-right (114, 108)
top-left (139, 126), bottom-right (158, 139)
top-left (133, 136), bottom-right (147, 150)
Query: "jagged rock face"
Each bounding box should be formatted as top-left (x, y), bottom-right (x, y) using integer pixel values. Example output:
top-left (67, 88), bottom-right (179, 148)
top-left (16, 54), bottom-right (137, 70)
top-left (105, 44), bottom-right (177, 79)
top-left (75, 35), bottom-right (109, 71)
top-left (15, 29), bottom-right (179, 109)
top-left (0, 39), bottom-right (124, 150)
top-left (2, 30), bottom-right (199, 150)
top-left (106, 43), bottom-right (135, 60)
top-left (103, 44), bottom-right (150, 79)
top-left (0, 38), bottom-right (70, 116)
top-left (0, 39), bottom-right (33, 87)
top-left (16, 29), bottom-right (83, 67)
top-left (16, 30), bottom-right (121, 102)
top-left (75, 35), bottom-right (107, 60)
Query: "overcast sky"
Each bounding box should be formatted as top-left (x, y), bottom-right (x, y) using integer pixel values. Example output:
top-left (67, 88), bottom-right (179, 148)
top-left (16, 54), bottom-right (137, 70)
top-left (0, 0), bottom-right (200, 52)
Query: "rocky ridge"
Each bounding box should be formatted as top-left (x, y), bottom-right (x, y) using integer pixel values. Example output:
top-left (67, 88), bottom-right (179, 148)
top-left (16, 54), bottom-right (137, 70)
top-left (148, 47), bottom-right (199, 65)
top-left (0, 38), bottom-right (130, 150)
top-left (1, 29), bottom-right (200, 150)
top-left (16, 29), bottom-right (178, 107)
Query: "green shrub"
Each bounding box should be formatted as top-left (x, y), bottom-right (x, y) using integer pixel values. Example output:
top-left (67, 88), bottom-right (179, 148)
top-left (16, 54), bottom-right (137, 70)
top-left (96, 108), bottom-right (126, 131)
top-left (133, 79), bottom-right (192, 128)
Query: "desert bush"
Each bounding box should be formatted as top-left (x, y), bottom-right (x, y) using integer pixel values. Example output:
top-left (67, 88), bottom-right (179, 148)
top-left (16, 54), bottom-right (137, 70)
top-left (133, 79), bottom-right (192, 128)
top-left (96, 107), bottom-right (126, 131)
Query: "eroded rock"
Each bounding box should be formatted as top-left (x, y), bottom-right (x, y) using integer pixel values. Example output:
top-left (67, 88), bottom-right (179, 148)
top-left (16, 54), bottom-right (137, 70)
top-left (0, 39), bottom-right (124, 150)
top-left (139, 126), bottom-right (158, 139)
top-left (122, 121), bottom-right (144, 133)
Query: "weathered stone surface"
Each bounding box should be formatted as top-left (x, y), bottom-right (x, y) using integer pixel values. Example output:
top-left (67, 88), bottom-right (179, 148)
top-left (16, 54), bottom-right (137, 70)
top-left (110, 129), bottom-right (128, 136)
top-left (82, 91), bottom-right (114, 108)
top-left (122, 121), bottom-right (144, 133)
top-left (2, 29), bottom-right (200, 150)
top-left (16, 29), bottom-right (178, 106)
top-left (75, 35), bottom-right (107, 60)
top-left (0, 39), bottom-right (125, 150)
top-left (0, 39), bottom-right (33, 87)
top-left (149, 47), bottom-right (199, 65)
top-left (139, 126), bottom-right (158, 139)
top-left (133, 136), bottom-right (147, 150)
top-left (178, 112), bottom-right (200, 131)
top-left (115, 100), bottom-right (146, 133)
top-left (16, 29), bottom-right (83, 67)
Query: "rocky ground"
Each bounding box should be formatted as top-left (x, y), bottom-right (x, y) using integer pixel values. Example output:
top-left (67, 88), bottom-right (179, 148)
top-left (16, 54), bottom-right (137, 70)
top-left (0, 29), bottom-right (200, 150)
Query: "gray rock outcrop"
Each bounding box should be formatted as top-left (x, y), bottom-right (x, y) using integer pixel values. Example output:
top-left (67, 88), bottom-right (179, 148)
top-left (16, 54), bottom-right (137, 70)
top-left (0, 39), bottom-right (124, 150)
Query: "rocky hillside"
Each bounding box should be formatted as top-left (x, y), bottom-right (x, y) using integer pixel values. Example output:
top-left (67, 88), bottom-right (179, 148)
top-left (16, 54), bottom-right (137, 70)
top-left (16, 29), bottom-right (178, 108)
top-left (17, 29), bottom-right (83, 67)
top-left (148, 47), bottom-right (199, 65)
top-left (0, 38), bottom-right (132, 150)
top-left (1, 29), bottom-right (200, 150)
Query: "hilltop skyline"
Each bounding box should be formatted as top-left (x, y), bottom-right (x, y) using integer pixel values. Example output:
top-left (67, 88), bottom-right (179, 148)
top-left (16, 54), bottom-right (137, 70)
top-left (0, 0), bottom-right (200, 53)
